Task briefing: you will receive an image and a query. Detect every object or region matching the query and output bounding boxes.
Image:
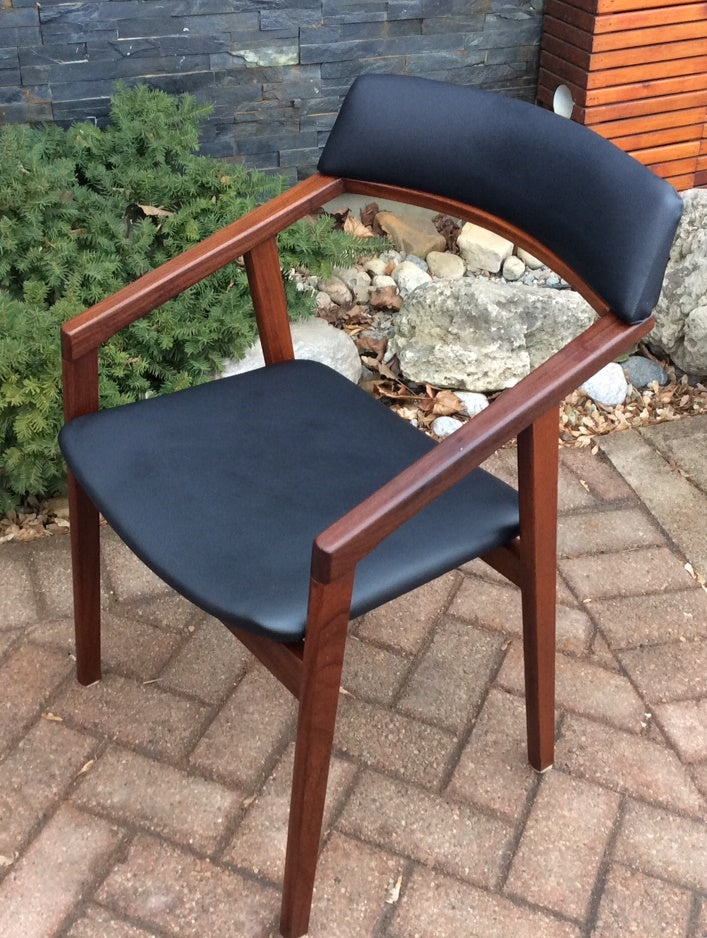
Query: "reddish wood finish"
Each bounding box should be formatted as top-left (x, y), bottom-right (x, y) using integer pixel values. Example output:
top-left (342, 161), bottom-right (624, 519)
top-left (281, 573), bottom-right (355, 938)
top-left (538, 0), bottom-right (707, 189)
top-left (311, 312), bottom-right (653, 584)
top-left (223, 625), bottom-right (303, 699)
top-left (59, 170), bottom-right (659, 937)
top-left (480, 541), bottom-right (523, 588)
top-left (244, 238), bottom-right (295, 365)
top-left (517, 411), bottom-right (560, 771)
top-left (62, 352), bottom-right (101, 686)
top-left (572, 0), bottom-right (699, 12)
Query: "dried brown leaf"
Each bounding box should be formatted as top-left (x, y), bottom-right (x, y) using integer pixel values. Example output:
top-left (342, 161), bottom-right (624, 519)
top-left (343, 215), bottom-right (374, 238)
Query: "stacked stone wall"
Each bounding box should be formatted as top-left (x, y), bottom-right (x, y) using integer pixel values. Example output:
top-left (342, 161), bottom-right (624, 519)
top-left (0, 1), bottom-right (543, 180)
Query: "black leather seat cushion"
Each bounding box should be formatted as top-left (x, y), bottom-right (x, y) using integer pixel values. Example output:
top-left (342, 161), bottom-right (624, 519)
top-left (318, 74), bottom-right (682, 326)
top-left (60, 361), bottom-right (519, 641)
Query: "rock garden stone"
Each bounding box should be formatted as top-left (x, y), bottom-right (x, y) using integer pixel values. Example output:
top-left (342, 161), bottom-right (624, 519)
top-left (316, 290), bottom-right (333, 309)
top-left (364, 257), bottom-right (387, 277)
top-left (457, 222), bottom-right (513, 274)
top-left (369, 285), bottom-right (403, 311)
top-left (379, 249), bottom-right (403, 266)
top-left (431, 416), bottom-right (464, 437)
top-left (392, 261), bottom-right (433, 298)
top-left (579, 362), bottom-right (628, 407)
top-left (221, 317), bottom-right (362, 383)
top-left (502, 255), bottom-right (525, 281)
top-left (389, 277), bottom-right (596, 391)
top-left (403, 254), bottom-right (429, 272)
top-left (426, 251), bottom-right (465, 280)
top-left (454, 391), bottom-right (489, 416)
top-left (375, 211), bottom-right (446, 258)
top-left (517, 247), bottom-right (544, 269)
top-left (334, 266), bottom-right (372, 303)
top-left (623, 355), bottom-right (668, 388)
top-left (649, 188), bottom-right (707, 375)
top-left (319, 275), bottom-right (353, 306)
top-left (372, 274), bottom-right (397, 288)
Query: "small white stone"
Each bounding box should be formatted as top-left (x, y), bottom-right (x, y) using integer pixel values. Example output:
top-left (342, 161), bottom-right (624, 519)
top-left (517, 247), bottom-right (544, 270)
top-left (457, 222), bottom-right (513, 274)
top-left (502, 255), bottom-right (525, 282)
top-left (580, 362), bottom-right (628, 407)
top-left (318, 276), bottom-right (353, 306)
top-left (316, 291), bottom-right (333, 309)
top-left (221, 317), bottom-right (361, 383)
top-left (432, 416), bottom-right (464, 438)
top-left (392, 261), bottom-right (432, 297)
top-left (334, 266), bottom-right (371, 303)
top-left (371, 274), bottom-right (397, 288)
top-left (454, 391), bottom-right (489, 416)
top-left (364, 257), bottom-right (387, 277)
top-left (426, 251), bottom-right (465, 280)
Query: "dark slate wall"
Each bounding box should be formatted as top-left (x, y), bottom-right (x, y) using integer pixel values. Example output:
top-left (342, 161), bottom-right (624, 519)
top-left (0, 0), bottom-right (543, 181)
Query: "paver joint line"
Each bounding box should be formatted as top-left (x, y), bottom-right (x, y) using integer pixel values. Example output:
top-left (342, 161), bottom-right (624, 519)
top-left (0, 427), bottom-right (705, 936)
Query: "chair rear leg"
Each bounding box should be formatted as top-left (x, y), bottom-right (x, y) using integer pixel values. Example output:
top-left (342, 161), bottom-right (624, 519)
top-left (280, 575), bottom-right (353, 938)
top-left (67, 471), bottom-right (102, 686)
top-left (517, 410), bottom-right (559, 772)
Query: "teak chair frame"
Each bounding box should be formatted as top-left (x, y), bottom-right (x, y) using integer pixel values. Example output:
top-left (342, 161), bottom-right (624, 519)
top-left (61, 172), bottom-right (654, 938)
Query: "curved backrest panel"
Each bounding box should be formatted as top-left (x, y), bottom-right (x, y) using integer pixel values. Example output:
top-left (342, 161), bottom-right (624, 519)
top-left (318, 74), bottom-right (683, 325)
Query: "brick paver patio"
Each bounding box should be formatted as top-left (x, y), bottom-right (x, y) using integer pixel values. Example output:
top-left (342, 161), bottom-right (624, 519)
top-left (1, 419), bottom-right (705, 937)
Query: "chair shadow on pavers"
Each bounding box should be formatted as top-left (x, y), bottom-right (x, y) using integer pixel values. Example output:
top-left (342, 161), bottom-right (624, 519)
top-left (58, 74), bottom-right (682, 937)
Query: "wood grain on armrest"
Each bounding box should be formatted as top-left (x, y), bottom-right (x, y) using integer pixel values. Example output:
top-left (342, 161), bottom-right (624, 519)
top-left (312, 312), bottom-right (653, 582)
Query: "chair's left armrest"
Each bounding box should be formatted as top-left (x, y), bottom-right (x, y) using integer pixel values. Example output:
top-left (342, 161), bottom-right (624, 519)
top-left (60, 174), bottom-right (344, 362)
top-left (312, 311), bottom-right (654, 583)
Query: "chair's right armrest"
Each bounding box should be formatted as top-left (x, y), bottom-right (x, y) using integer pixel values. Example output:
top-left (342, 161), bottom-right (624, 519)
top-left (312, 311), bottom-right (655, 583)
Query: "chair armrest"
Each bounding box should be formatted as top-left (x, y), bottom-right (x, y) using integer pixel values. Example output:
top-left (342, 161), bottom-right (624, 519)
top-left (312, 311), bottom-right (653, 582)
top-left (60, 174), bottom-right (344, 362)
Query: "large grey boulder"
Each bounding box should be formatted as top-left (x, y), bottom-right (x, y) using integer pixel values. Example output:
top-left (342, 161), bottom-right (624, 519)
top-left (648, 188), bottom-right (707, 375)
top-left (220, 317), bottom-right (362, 383)
top-left (389, 277), bottom-right (596, 391)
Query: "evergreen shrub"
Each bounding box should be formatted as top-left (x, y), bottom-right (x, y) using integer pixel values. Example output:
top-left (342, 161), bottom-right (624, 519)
top-left (0, 84), bottom-right (374, 512)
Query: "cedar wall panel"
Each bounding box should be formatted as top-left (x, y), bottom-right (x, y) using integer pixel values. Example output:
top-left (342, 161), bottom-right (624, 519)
top-left (537, 0), bottom-right (707, 190)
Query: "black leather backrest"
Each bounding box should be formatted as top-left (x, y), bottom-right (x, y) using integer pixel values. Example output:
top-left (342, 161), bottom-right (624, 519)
top-left (318, 74), bottom-right (683, 324)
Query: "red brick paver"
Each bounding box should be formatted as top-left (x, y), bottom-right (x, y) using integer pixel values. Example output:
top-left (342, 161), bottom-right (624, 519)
top-left (0, 440), bottom-right (705, 937)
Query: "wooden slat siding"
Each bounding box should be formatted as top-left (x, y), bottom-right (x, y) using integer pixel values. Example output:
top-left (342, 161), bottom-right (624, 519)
top-left (540, 51), bottom-right (707, 91)
top-left (544, 0), bottom-right (707, 33)
top-left (589, 106), bottom-right (707, 138)
top-left (541, 34), bottom-right (707, 73)
top-left (576, 88), bottom-right (707, 123)
top-left (629, 139), bottom-right (701, 165)
top-left (613, 122), bottom-right (705, 150)
top-left (537, 0), bottom-right (706, 187)
top-left (647, 155), bottom-right (699, 176)
top-left (542, 15), bottom-right (707, 52)
top-left (583, 73), bottom-right (707, 108)
top-left (667, 172), bottom-right (700, 187)
top-left (592, 20), bottom-right (707, 50)
top-left (570, 0), bottom-right (702, 13)
top-left (536, 84), bottom-right (707, 126)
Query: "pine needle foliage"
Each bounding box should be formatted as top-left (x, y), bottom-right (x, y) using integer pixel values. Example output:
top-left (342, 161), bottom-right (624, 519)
top-left (0, 84), bottom-right (377, 513)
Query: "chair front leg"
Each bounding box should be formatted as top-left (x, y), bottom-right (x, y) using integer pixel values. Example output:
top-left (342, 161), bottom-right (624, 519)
top-left (280, 572), bottom-right (354, 938)
top-left (67, 471), bottom-right (102, 685)
top-left (517, 408), bottom-right (559, 771)
top-left (62, 350), bottom-right (102, 686)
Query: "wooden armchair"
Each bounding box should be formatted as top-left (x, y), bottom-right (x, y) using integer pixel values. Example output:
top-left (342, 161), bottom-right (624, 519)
top-left (59, 74), bottom-right (682, 937)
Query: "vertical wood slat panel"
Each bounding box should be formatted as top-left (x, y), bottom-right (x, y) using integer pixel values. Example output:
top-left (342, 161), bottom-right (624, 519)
top-left (537, 0), bottom-right (707, 189)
